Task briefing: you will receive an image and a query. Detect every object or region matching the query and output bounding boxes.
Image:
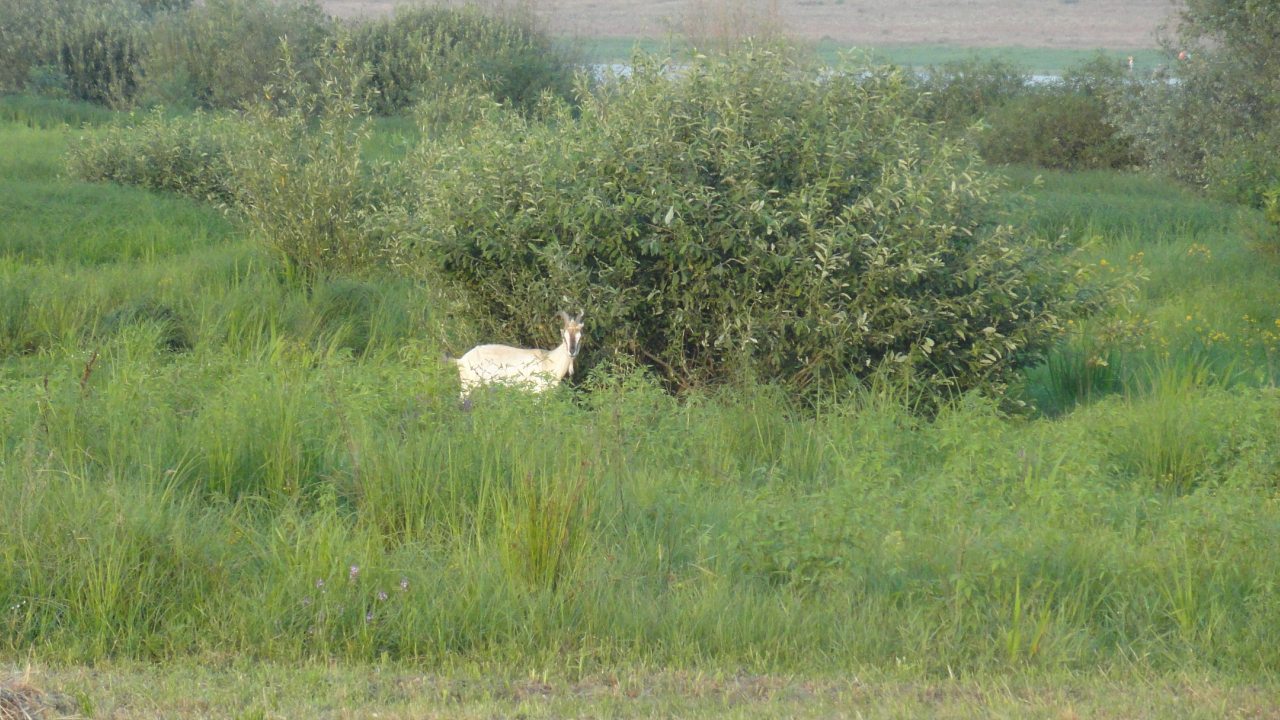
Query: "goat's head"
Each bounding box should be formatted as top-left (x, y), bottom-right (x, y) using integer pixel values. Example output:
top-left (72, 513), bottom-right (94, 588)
top-left (557, 310), bottom-right (584, 369)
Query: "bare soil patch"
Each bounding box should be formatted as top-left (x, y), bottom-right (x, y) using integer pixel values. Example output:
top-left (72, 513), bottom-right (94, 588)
top-left (321, 0), bottom-right (1182, 48)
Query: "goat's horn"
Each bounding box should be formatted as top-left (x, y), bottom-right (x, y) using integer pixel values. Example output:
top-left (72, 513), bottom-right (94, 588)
top-left (557, 310), bottom-right (571, 324)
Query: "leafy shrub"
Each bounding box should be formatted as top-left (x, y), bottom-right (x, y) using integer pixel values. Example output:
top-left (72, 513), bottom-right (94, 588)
top-left (911, 56), bottom-right (1029, 127)
top-left (67, 109), bottom-right (244, 205)
top-left (1125, 0), bottom-right (1280, 204)
top-left (0, 0), bottom-right (90, 93)
top-left (229, 50), bottom-right (402, 279)
top-left (347, 4), bottom-right (578, 116)
top-left (410, 46), bottom-right (1113, 403)
top-left (1265, 186), bottom-right (1280, 236)
top-left (67, 45), bottom-right (403, 279)
top-left (138, 0), bottom-right (332, 110)
top-left (0, 0), bottom-right (150, 105)
top-left (55, 11), bottom-right (144, 105)
top-left (2, 0), bottom-right (331, 110)
top-left (979, 89), bottom-right (1139, 171)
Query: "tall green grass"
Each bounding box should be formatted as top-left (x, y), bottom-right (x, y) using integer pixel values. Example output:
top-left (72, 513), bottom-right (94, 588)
top-left (3, 100), bottom-right (1280, 680)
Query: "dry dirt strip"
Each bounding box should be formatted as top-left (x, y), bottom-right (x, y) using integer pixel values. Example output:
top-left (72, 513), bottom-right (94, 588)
top-left (321, 0), bottom-right (1181, 48)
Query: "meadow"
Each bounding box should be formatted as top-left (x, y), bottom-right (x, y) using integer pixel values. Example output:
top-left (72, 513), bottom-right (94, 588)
top-left (2, 2), bottom-right (1280, 714)
top-left (2, 92), bottom-right (1279, 715)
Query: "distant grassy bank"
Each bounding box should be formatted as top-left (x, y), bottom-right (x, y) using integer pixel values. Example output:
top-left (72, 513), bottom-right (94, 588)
top-left (579, 38), bottom-right (1168, 75)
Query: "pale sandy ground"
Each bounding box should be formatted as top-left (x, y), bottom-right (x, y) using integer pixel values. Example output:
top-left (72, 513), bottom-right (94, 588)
top-left (321, 0), bottom-right (1182, 48)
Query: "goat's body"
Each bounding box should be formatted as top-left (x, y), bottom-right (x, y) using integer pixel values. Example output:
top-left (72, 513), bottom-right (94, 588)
top-left (456, 342), bottom-right (573, 395)
top-left (454, 312), bottom-right (584, 401)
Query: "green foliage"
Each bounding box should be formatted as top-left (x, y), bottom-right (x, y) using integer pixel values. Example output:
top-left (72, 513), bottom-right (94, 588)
top-left (1126, 0), bottom-right (1280, 204)
top-left (228, 46), bottom-right (402, 279)
top-left (138, 0), bottom-right (332, 109)
top-left (979, 89), bottom-right (1140, 171)
top-left (1109, 363), bottom-right (1230, 494)
top-left (911, 56), bottom-right (1029, 127)
top-left (67, 109), bottom-right (244, 205)
top-left (1026, 331), bottom-right (1124, 415)
top-left (2, 0), bottom-right (576, 117)
top-left (0, 0), bottom-right (330, 109)
top-left (0, 0), bottom-right (151, 105)
top-left (497, 469), bottom-right (594, 593)
top-left (347, 3), bottom-right (578, 116)
top-left (1264, 186), bottom-right (1280, 237)
top-left (54, 7), bottom-right (145, 106)
top-left (961, 56), bottom-right (1141, 171)
top-left (65, 59), bottom-right (408, 279)
top-left (412, 46), bottom-right (1111, 402)
top-left (0, 93), bottom-right (116, 129)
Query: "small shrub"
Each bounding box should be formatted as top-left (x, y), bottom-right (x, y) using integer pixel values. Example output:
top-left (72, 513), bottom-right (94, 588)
top-left (497, 470), bottom-right (593, 593)
top-left (229, 46), bottom-right (402, 279)
top-left (1197, 126), bottom-right (1280, 207)
top-left (98, 298), bottom-right (192, 351)
top-left (678, 0), bottom-right (785, 51)
top-left (1025, 332), bottom-right (1124, 416)
top-left (411, 46), bottom-right (1116, 404)
top-left (1264, 186), bottom-right (1280, 237)
top-left (67, 109), bottom-right (244, 205)
top-left (1110, 367), bottom-right (1231, 494)
top-left (0, 0), bottom-right (195, 104)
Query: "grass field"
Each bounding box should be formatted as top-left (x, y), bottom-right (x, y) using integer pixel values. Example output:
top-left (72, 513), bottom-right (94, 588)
top-left (3, 78), bottom-right (1280, 717)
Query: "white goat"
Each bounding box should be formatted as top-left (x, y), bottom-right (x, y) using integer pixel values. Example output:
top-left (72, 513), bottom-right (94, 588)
top-left (453, 311), bottom-right (584, 402)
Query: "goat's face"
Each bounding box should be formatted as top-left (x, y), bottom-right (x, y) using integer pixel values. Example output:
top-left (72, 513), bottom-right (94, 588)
top-left (558, 311), bottom-right (584, 358)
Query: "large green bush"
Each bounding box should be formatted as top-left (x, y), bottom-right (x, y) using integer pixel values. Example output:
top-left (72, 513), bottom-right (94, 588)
top-left (138, 0), bottom-right (332, 109)
top-left (1125, 0), bottom-right (1280, 205)
top-left (1, 0), bottom-right (326, 109)
top-left (0, 0), bottom-right (150, 105)
top-left (979, 88), bottom-right (1139, 171)
top-left (410, 47), bottom-right (1110, 402)
top-left (347, 4), bottom-right (578, 116)
top-left (911, 56), bottom-right (1029, 128)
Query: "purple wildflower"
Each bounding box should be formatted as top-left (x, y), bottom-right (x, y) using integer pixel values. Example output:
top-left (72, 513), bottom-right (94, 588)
top-left (377, 590), bottom-right (388, 602)
top-left (315, 578), bottom-right (325, 589)
top-left (365, 610), bottom-right (374, 623)
top-left (349, 565), bottom-right (360, 582)
top-left (399, 577), bottom-right (409, 592)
